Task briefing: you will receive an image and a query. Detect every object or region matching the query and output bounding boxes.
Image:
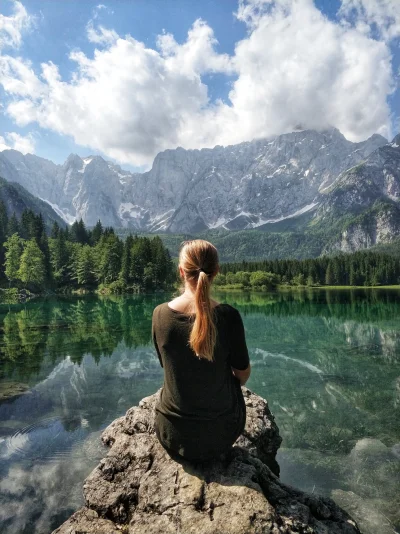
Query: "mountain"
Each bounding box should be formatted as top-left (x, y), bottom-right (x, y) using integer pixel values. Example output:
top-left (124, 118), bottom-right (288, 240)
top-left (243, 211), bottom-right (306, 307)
top-left (0, 128), bottom-right (388, 231)
top-left (1, 128), bottom-right (400, 256)
top-left (0, 176), bottom-right (66, 231)
top-left (313, 134), bottom-right (400, 252)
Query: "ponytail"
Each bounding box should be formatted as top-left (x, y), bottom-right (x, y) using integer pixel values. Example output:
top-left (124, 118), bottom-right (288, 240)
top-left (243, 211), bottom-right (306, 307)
top-left (178, 240), bottom-right (219, 362)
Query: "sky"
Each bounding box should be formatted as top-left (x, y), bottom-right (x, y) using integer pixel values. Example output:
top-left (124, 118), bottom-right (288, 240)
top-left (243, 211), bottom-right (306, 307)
top-left (0, 0), bottom-right (399, 171)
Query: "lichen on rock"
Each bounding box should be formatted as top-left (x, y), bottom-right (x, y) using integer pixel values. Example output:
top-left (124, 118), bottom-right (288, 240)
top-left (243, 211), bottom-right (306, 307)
top-left (52, 387), bottom-right (361, 534)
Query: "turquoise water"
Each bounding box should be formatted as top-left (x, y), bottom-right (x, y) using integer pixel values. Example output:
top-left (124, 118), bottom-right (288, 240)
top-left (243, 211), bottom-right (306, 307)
top-left (0, 290), bottom-right (399, 533)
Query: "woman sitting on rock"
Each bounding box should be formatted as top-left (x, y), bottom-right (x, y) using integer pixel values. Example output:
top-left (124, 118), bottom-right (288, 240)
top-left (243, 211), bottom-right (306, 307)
top-left (151, 239), bottom-right (251, 463)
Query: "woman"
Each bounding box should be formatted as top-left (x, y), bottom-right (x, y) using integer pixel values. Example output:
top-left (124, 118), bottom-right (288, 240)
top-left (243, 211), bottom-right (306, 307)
top-left (151, 239), bottom-right (251, 463)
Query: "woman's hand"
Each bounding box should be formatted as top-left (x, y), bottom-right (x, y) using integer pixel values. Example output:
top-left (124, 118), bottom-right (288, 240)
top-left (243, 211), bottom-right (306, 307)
top-left (231, 364), bottom-right (251, 386)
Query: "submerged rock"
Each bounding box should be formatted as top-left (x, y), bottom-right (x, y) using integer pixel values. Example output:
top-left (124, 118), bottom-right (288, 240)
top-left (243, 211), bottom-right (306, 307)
top-left (53, 387), bottom-right (360, 534)
top-left (0, 381), bottom-right (30, 402)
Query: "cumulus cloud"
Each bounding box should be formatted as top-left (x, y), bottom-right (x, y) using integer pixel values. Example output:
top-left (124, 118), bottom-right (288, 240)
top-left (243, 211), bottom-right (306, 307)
top-left (226, 0), bottom-right (394, 143)
top-left (339, 0), bottom-right (400, 41)
top-left (0, 131), bottom-right (35, 153)
top-left (0, 0), bottom-right (32, 50)
top-left (0, 0), bottom-right (397, 165)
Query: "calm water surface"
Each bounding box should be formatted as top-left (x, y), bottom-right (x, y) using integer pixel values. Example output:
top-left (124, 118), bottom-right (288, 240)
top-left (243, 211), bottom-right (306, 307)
top-left (0, 290), bottom-right (399, 534)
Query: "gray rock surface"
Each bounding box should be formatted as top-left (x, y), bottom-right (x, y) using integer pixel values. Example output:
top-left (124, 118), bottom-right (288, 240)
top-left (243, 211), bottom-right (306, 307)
top-left (0, 128), bottom-right (388, 233)
top-left (52, 387), bottom-right (361, 534)
top-left (317, 138), bottom-right (400, 253)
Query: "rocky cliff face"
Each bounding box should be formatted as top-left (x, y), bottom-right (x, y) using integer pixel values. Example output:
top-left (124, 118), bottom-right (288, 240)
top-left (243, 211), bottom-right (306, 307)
top-left (0, 129), bottom-right (388, 233)
top-left (52, 388), bottom-right (360, 534)
top-left (316, 135), bottom-right (400, 253)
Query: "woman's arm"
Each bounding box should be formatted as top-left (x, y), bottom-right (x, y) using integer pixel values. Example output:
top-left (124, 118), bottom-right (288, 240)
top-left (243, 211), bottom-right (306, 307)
top-left (232, 363), bottom-right (251, 386)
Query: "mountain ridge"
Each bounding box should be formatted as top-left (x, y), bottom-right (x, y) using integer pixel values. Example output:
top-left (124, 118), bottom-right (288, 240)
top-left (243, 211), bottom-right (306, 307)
top-left (1, 127), bottom-right (399, 256)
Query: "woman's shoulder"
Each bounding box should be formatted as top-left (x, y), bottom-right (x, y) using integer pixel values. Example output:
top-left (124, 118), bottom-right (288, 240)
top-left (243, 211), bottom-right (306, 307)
top-left (218, 303), bottom-right (238, 314)
top-left (152, 302), bottom-right (166, 320)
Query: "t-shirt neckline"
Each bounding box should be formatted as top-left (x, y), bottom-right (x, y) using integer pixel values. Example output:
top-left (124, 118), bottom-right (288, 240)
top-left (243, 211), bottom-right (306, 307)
top-left (166, 302), bottom-right (223, 315)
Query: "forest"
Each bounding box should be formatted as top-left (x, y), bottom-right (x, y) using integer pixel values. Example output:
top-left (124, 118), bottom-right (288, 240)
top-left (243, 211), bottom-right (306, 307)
top-left (0, 202), bottom-right (175, 293)
top-left (217, 252), bottom-right (400, 288)
top-left (0, 203), bottom-right (399, 295)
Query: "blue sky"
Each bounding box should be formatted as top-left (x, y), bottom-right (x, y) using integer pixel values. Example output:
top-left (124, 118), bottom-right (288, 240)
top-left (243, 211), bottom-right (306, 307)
top-left (0, 0), bottom-right (399, 170)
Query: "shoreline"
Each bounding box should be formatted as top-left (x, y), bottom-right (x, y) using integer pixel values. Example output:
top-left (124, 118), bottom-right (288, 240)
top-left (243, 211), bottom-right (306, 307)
top-left (2, 283), bottom-right (400, 303)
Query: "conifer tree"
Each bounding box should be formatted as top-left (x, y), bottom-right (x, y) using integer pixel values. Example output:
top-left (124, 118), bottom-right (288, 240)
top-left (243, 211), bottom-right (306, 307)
top-left (75, 245), bottom-right (96, 286)
top-left (7, 213), bottom-right (19, 237)
top-left (51, 221), bottom-right (60, 239)
top-left (0, 200), bottom-right (8, 237)
top-left (119, 235), bottom-right (133, 285)
top-left (49, 230), bottom-right (69, 283)
top-left (4, 233), bottom-right (23, 286)
top-left (91, 220), bottom-right (103, 245)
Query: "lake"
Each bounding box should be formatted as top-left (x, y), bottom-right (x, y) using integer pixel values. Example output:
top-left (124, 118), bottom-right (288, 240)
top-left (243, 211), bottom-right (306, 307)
top-left (0, 289), bottom-right (399, 534)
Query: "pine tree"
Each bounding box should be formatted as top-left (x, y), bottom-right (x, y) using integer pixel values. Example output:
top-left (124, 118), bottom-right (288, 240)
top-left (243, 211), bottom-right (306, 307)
top-left (75, 245), bottom-right (96, 286)
top-left (119, 235), bottom-right (133, 285)
top-left (49, 230), bottom-right (69, 284)
top-left (325, 262), bottom-right (334, 285)
top-left (7, 212), bottom-right (20, 237)
top-left (4, 233), bottom-right (23, 286)
top-left (20, 210), bottom-right (37, 239)
top-left (0, 200), bottom-right (8, 237)
top-left (95, 233), bottom-right (123, 284)
top-left (91, 220), bottom-right (103, 245)
top-left (51, 221), bottom-right (60, 239)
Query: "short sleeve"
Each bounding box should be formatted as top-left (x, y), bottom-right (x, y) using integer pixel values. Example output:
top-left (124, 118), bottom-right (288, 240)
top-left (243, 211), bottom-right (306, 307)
top-left (152, 307), bottom-right (163, 368)
top-left (227, 307), bottom-right (250, 371)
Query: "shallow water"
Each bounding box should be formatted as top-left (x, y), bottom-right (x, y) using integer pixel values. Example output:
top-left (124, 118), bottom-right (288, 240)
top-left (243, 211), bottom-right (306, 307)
top-left (0, 289), bottom-right (399, 533)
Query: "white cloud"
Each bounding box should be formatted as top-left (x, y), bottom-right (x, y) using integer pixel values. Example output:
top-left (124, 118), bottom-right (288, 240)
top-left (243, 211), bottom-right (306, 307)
top-left (157, 19), bottom-right (234, 76)
top-left (224, 0), bottom-right (394, 143)
top-left (0, 131), bottom-right (35, 153)
top-left (339, 0), bottom-right (400, 41)
top-left (86, 21), bottom-right (118, 45)
top-left (0, 0), bottom-right (397, 166)
top-left (0, 0), bottom-right (32, 50)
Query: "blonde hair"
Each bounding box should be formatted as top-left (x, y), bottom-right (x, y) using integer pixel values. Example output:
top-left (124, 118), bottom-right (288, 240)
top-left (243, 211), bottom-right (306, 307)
top-left (178, 239), bottom-right (219, 362)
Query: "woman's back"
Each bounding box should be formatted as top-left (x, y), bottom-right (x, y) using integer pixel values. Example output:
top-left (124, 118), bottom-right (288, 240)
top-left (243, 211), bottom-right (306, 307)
top-left (152, 302), bottom-right (249, 419)
top-left (152, 301), bottom-right (250, 461)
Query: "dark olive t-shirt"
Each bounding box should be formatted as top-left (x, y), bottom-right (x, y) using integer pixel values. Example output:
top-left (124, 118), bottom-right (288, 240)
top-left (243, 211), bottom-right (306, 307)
top-left (151, 302), bottom-right (250, 459)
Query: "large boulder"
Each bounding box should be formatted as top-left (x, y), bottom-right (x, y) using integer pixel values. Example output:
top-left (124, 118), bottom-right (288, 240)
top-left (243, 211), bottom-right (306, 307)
top-left (53, 388), bottom-right (360, 534)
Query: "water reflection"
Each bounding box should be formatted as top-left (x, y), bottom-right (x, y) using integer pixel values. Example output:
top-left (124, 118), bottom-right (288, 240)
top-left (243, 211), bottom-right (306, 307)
top-left (0, 289), bottom-right (399, 533)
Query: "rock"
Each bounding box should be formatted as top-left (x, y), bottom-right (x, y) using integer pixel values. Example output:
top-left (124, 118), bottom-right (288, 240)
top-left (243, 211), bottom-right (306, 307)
top-left (332, 490), bottom-right (397, 534)
top-left (52, 387), bottom-right (361, 534)
top-left (0, 381), bottom-right (30, 402)
top-left (52, 508), bottom-right (121, 534)
top-left (0, 129), bottom-right (388, 235)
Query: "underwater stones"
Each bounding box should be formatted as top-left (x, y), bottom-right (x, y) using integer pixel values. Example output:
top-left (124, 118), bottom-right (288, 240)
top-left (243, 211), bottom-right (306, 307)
top-left (332, 490), bottom-right (397, 534)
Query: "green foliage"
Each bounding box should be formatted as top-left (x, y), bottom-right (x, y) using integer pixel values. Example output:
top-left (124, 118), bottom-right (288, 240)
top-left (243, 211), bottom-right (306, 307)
top-left (0, 208), bottom-right (175, 293)
top-left (18, 239), bottom-right (46, 288)
top-left (4, 233), bottom-right (23, 284)
top-left (217, 251), bottom-right (400, 288)
top-left (249, 270), bottom-right (279, 288)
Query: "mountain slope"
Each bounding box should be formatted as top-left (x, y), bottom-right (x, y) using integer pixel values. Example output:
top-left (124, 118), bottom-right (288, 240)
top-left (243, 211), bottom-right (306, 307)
top-left (312, 135), bottom-right (400, 252)
top-left (0, 176), bottom-right (66, 231)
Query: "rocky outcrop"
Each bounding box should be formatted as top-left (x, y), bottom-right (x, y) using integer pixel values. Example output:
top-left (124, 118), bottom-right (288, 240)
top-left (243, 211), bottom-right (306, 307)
top-left (52, 388), bottom-right (361, 534)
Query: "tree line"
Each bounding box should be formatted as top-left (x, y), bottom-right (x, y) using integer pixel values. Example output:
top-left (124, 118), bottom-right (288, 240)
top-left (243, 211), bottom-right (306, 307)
top-left (0, 202), bottom-right (175, 292)
top-left (215, 251), bottom-right (400, 288)
top-left (1, 200), bottom-right (399, 293)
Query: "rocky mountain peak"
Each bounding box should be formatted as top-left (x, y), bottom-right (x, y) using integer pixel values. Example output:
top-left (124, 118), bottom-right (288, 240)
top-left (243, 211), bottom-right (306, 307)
top-left (390, 133), bottom-right (400, 147)
top-left (0, 128), bottom-right (391, 234)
